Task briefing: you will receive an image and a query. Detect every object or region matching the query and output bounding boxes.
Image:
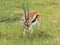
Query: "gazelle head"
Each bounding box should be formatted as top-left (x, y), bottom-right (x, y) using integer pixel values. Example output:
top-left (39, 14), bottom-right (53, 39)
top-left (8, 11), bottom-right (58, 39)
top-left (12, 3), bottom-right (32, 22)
top-left (22, 3), bottom-right (31, 29)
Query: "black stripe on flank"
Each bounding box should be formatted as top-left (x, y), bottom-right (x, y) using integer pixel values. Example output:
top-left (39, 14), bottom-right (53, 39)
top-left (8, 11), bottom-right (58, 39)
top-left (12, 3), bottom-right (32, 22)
top-left (32, 15), bottom-right (38, 23)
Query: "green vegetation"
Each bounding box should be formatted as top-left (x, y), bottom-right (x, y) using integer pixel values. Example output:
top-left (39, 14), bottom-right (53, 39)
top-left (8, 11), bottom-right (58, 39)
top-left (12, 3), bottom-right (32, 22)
top-left (0, 0), bottom-right (60, 45)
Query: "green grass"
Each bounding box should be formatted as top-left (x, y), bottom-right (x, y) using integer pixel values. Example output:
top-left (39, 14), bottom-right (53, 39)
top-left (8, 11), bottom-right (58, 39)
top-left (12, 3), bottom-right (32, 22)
top-left (0, 0), bottom-right (60, 45)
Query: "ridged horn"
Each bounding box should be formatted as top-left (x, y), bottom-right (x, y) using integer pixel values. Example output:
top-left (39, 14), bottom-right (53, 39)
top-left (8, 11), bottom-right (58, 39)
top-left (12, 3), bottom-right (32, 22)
top-left (23, 3), bottom-right (27, 21)
top-left (27, 3), bottom-right (29, 20)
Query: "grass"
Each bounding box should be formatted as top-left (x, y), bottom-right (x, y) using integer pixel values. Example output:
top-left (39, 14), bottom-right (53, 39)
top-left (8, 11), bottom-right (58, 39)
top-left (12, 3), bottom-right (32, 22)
top-left (0, 0), bottom-right (60, 45)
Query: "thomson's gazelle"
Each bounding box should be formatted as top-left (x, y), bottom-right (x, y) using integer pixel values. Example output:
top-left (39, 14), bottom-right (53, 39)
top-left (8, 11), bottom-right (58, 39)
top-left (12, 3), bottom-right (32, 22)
top-left (21, 4), bottom-right (41, 37)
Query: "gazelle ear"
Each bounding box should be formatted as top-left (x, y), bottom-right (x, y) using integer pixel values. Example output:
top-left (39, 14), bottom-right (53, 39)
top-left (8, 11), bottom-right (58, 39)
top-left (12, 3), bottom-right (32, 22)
top-left (21, 18), bottom-right (24, 21)
top-left (21, 16), bottom-right (24, 21)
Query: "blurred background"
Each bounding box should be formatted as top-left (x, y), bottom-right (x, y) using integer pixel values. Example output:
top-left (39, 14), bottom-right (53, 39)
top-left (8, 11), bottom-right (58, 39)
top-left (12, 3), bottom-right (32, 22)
top-left (0, 0), bottom-right (60, 45)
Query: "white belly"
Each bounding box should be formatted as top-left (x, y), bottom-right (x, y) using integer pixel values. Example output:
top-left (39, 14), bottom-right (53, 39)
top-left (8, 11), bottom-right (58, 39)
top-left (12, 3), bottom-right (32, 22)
top-left (32, 20), bottom-right (38, 25)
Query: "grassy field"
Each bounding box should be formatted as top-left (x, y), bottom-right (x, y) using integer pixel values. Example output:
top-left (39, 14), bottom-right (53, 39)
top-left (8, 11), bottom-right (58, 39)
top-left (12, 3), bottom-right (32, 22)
top-left (0, 0), bottom-right (60, 45)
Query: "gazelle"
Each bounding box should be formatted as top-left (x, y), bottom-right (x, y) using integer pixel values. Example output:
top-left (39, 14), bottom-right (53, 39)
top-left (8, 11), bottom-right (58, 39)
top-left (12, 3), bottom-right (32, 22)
top-left (21, 4), bottom-right (41, 37)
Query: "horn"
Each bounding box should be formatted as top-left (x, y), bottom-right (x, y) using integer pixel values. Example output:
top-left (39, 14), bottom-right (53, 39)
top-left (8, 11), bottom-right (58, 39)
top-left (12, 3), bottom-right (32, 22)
top-left (23, 3), bottom-right (26, 21)
top-left (27, 3), bottom-right (29, 20)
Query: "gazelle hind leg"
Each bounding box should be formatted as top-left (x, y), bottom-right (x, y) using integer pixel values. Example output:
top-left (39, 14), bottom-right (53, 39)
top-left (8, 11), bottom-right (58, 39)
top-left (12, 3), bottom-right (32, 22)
top-left (37, 15), bottom-right (40, 30)
top-left (37, 21), bottom-right (40, 30)
top-left (36, 19), bottom-right (40, 31)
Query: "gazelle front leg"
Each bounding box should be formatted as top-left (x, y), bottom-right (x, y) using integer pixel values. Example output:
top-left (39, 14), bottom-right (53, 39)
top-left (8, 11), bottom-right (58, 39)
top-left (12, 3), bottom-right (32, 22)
top-left (23, 29), bottom-right (25, 37)
top-left (29, 26), bottom-right (33, 37)
top-left (21, 21), bottom-right (26, 37)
